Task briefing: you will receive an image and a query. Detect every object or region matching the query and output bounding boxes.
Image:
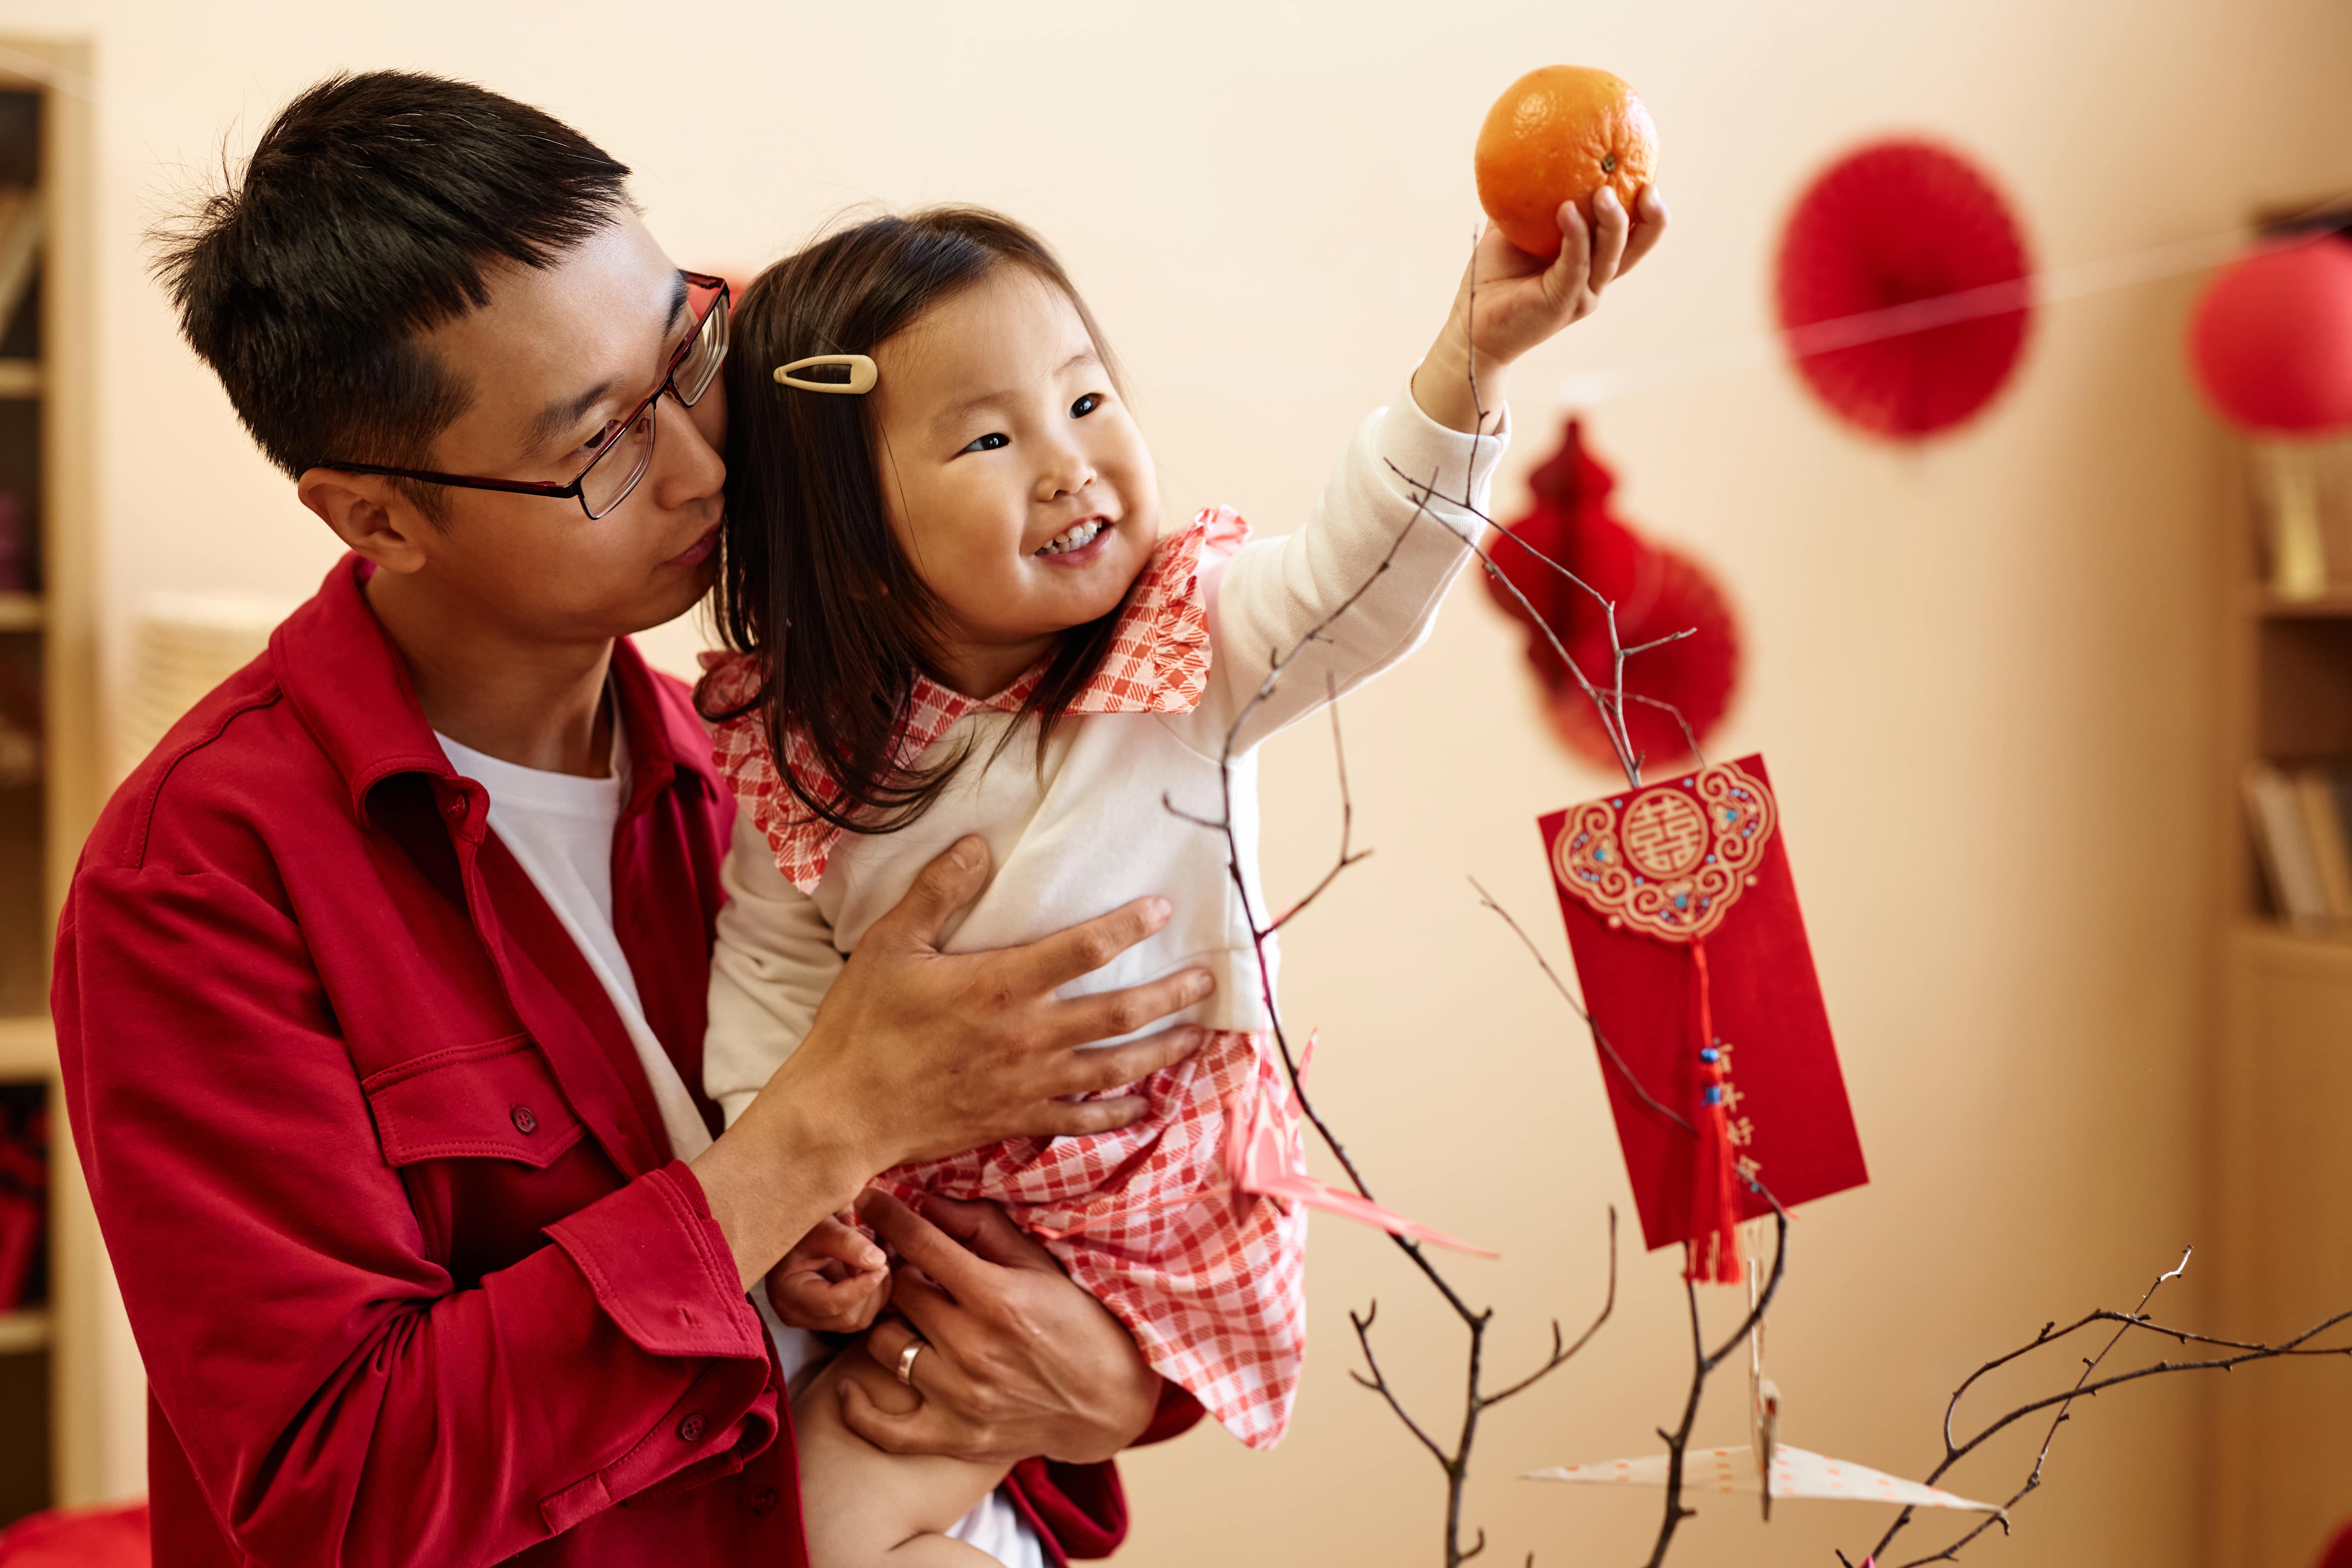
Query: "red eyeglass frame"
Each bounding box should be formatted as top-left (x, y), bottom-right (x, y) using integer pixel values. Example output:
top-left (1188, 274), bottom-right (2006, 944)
top-left (316, 270), bottom-right (731, 518)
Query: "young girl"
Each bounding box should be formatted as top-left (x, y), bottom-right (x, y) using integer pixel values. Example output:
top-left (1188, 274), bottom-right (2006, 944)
top-left (700, 194), bottom-right (1661, 1566)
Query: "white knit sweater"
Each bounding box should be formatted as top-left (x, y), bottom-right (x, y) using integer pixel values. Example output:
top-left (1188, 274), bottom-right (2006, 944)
top-left (705, 384), bottom-right (1508, 1125)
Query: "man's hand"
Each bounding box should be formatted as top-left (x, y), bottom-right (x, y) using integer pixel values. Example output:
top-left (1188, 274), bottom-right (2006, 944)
top-left (696, 836), bottom-right (1211, 1287)
top-left (1413, 183), bottom-right (1669, 434)
top-left (837, 1192), bottom-right (1160, 1468)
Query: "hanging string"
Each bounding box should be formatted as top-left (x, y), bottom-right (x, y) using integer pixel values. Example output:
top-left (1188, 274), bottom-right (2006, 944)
top-left (1555, 199), bottom-right (2352, 411)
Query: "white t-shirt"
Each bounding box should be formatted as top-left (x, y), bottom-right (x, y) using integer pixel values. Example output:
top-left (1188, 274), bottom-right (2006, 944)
top-left (436, 718), bottom-right (1041, 1568)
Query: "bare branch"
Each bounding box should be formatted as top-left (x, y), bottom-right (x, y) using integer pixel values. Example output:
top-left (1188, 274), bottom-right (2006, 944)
top-left (1270, 679), bottom-right (1373, 932)
top-left (1350, 1302), bottom-right (1450, 1466)
top-left (1483, 1209), bottom-right (1618, 1407)
top-left (1642, 1209), bottom-right (1791, 1568)
top-left (1858, 1252), bottom-right (2352, 1568)
top-left (1468, 878), bottom-right (1694, 1135)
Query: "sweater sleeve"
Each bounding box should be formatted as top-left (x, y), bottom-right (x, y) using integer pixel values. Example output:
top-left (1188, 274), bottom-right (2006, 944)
top-left (51, 864), bottom-right (777, 1568)
top-left (705, 810), bottom-right (846, 1127)
top-left (1183, 381), bottom-right (1510, 756)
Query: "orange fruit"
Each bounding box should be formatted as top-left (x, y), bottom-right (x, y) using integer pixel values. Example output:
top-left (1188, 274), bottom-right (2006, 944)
top-left (1475, 66), bottom-right (1658, 259)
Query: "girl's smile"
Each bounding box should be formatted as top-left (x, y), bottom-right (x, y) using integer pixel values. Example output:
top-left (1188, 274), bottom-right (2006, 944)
top-left (1035, 514), bottom-right (1114, 560)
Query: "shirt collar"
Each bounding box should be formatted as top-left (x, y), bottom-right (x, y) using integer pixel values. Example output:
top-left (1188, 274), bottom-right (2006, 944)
top-left (704, 505), bottom-right (1251, 892)
top-left (271, 553), bottom-right (722, 825)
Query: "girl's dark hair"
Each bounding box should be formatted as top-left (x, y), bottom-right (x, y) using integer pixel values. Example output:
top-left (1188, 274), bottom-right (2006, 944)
top-left (705, 207), bottom-right (1132, 839)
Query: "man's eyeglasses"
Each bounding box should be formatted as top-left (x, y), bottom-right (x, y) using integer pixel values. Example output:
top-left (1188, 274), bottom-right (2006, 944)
top-left (321, 271), bottom-right (730, 521)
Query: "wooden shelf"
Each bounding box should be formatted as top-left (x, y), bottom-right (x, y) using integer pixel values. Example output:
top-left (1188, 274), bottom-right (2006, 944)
top-left (2252, 588), bottom-right (2352, 619)
top-left (2231, 915), bottom-right (2352, 965)
top-left (0, 31), bottom-right (104, 1517)
top-left (2215, 409), bottom-right (2352, 1568)
top-left (0, 1309), bottom-right (49, 1356)
top-left (0, 1015), bottom-right (52, 1081)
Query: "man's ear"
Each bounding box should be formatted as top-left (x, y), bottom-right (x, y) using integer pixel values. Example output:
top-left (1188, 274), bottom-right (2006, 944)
top-left (296, 470), bottom-right (438, 575)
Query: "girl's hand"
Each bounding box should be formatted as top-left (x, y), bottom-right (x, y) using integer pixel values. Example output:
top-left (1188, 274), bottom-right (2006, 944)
top-left (766, 1206), bottom-right (893, 1334)
top-left (1412, 184), bottom-right (1668, 434)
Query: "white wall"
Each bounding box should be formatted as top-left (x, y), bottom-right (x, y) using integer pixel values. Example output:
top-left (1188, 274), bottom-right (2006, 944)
top-left (5, 0), bottom-right (2350, 1561)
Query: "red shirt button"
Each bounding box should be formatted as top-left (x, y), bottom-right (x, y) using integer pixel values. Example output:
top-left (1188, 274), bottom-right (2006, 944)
top-left (748, 1485), bottom-right (779, 1516)
top-left (677, 1412), bottom-right (707, 1443)
top-left (509, 1105), bottom-right (538, 1135)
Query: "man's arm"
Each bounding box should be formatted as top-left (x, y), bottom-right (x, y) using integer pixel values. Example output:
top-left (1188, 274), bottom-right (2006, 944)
top-left (54, 866), bottom-right (776, 1568)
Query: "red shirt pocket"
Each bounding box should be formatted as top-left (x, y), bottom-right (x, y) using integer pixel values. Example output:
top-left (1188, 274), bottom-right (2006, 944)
top-left (363, 1034), bottom-right (603, 1281)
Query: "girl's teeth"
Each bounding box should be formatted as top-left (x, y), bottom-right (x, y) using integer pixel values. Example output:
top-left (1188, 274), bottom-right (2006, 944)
top-left (1038, 519), bottom-right (1106, 555)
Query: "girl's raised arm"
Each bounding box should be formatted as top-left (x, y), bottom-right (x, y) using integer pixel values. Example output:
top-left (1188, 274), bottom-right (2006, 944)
top-left (1188, 187), bottom-right (1664, 754)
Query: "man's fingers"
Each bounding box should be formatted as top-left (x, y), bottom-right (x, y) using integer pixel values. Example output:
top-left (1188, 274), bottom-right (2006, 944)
top-left (1048, 1024), bottom-right (1205, 1098)
top-left (1031, 1094), bottom-right (1153, 1138)
top-left (883, 1268), bottom-right (969, 1343)
top-left (864, 1294), bottom-right (977, 1401)
top-left (1049, 969), bottom-right (1213, 1056)
top-left (1585, 187), bottom-right (1632, 293)
top-left (857, 1190), bottom-right (989, 1298)
top-left (1010, 897), bottom-right (1172, 993)
top-left (1617, 187), bottom-right (1670, 276)
top-left (838, 1378), bottom-right (955, 1457)
top-left (869, 837), bottom-right (992, 951)
top-left (914, 1195), bottom-right (1062, 1273)
top-left (862, 1310), bottom-right (920, 1373)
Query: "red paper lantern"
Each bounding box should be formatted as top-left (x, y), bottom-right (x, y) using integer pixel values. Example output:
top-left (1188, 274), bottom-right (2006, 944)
top-left (2187, 236), bottom-right (2352, 435)
top-left (1484, 421), bottom-right (1740, 772)
top-left (1775, 139), bottom-right (2033, 439)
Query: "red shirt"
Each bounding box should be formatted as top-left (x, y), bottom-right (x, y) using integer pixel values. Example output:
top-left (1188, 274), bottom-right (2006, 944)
top-left (52, 557), bottom-right (1183, 1567)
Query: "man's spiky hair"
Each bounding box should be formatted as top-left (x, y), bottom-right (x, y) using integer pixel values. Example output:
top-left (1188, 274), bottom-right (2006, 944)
top-left (151, 70), bottom-right (632, 489)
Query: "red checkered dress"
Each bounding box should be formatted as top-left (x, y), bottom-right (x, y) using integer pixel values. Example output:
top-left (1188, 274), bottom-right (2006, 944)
top-left (699, 507), bottom-right (1309, 1449)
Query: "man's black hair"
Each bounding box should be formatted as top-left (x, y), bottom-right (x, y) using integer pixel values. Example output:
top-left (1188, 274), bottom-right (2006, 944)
top-left (151, 71), bottom-right (632, 492)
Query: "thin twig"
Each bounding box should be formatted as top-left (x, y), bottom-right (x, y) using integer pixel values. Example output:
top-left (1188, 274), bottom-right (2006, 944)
top-left (1855, 1251), bottom-right (2352, 1568)
top-left (1270, 676), bottom-right (1374, 932)
top-left (1349, 1301), bottom-right (1451, 1466)
top-left (1643, 1205), bottom-right (1791, 1568)
top-left (1483, 1208), bottom-right (1620, 1407)
top-left (1467, 877), bottom-right (1694, 1136)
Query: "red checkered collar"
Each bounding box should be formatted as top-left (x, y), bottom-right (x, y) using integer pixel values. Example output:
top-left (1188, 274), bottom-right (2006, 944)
top-left (702, 506), bottom-right (1250, 892)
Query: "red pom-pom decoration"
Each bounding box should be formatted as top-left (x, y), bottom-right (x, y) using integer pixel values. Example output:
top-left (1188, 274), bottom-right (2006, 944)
top-left (2187, 236), bottom-right (2352, 436)
top-left (1775, 139), bottom-right (2033, 439)
top-left (1483, 420), bottom-right (1740, 772)
top-left (2318, 1517), bottom-right (2352, 1568)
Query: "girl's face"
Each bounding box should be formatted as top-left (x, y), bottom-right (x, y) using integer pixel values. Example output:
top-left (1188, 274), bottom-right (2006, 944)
top-left (869, 266), bottom-right (1158, 696)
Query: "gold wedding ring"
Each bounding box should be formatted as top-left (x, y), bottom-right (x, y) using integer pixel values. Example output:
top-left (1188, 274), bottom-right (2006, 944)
top-left (894, 1339), bottom-right (925, 1388)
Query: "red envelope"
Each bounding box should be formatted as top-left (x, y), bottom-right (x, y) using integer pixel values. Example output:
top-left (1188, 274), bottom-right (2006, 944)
top-left (1539, 755), bottom-right (1866, 1279)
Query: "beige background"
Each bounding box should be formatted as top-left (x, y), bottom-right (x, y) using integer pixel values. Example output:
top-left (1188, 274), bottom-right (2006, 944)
top-left (3, 0), bottom-right (2350, 1563)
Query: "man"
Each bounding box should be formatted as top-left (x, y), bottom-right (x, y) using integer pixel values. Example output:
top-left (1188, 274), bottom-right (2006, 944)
top-left (54, 71), bottom-right (1209, 1566)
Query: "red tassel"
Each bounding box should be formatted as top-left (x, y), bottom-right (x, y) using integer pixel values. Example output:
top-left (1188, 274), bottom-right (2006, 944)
top-left (1684, 939), bottom-right (1746, 1286)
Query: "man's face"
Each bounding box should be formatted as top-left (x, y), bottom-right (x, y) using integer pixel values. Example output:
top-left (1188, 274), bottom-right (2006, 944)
top-left (385, 211), bottom-right (729, 642)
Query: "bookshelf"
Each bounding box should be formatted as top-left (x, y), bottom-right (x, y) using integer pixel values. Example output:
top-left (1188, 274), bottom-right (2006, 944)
top-left (2208, 210), bottom-right (2352, 1568)
top-left (0, 37), bottom-right (100, 1531)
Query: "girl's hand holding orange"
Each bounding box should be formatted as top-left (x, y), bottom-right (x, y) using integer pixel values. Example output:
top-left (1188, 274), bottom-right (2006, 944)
top-left (1413, 187), bottom-right (1669, 434)
top-left (1413, 65), bottom-right (1668, 435)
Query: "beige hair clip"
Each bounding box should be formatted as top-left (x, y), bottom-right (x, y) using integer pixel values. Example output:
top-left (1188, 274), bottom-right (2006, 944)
top-left (773, 354), bottom-right (878, 394)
